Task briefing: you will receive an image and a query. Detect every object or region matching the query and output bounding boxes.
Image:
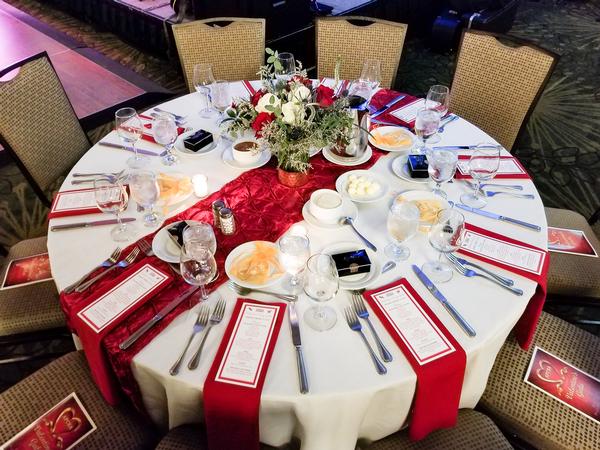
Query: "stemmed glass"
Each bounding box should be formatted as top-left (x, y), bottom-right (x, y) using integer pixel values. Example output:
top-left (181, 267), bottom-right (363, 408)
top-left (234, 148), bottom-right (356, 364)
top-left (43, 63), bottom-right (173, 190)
top-left (426, 148), bottom-right (459, 198)
top-left (115, 108), bottom-right (147, 169)
top-left (152, 113), bottom-right (179, 166)
top-left (303, 254), bottom-right (339, 331)
top-left (211, 80), bottom-right (230, 117)
top-left (422, 209), bottom-right (465, 283)
top-left (413, 108), bottom-right (440, 154)
top-left (360, 59), bottom-right (381, 97)
top-left (193, 63), bottom-right (216, 118)
top-left (129, 171), bottom-right (161, 227)
top-left (275, 52), bottom-right (296, 81)
top-left (180, 243), bottom-right (217, 302)
top-left (183, 222), bottom-right (217, 254)
top-left (278, 232), bottom-right (310, 294)
top-left (94, 178), bottom-right (136, 242)
top-left (460, 144), bottom-right (502, 209)
top-left (425, 85), bottom-right (450, 144)
top-left (385, 202), bottom-right (420, 261)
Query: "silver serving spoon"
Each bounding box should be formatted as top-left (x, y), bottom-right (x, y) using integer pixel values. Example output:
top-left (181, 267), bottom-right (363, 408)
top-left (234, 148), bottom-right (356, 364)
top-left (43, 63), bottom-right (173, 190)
top-left (339, 216), bottom-right (377, 252)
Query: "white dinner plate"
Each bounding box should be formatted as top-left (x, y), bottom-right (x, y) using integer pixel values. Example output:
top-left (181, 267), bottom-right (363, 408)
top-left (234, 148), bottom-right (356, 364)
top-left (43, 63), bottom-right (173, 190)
top-left (391, 154), bottom-right (430, 184)
top-left (368, 126), bottom-right (416, 152)
top-left (320, 241), bottom-right (380, 290)
top-left (335, 170), bottom-right (389, 204)
top-left (222, 147), bottom-right (272, 169)
top-left (322, 146), bottom-right (372, 167)
top-left (152, 220), bottom-right (185, 263)
top-left (309, 146), bottom-right (321, 157)
top-left (393, 190), bottom-right (450, 231)
top-left (301, 197), bottom-right (358, 229)
top-left (224, 240), bottom-right (284, 289)
top-left (174, 130), bottom-right (218, 157)
top-left (155, 172), bottom-right (194, 207)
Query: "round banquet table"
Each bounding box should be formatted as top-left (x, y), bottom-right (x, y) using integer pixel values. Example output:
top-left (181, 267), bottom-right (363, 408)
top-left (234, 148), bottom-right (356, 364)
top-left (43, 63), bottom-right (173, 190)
top-left (47, 80), bottom-right (548, 450)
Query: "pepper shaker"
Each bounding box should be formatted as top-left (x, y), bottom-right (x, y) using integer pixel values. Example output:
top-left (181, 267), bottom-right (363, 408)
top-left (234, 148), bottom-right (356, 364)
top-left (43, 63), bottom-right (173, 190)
top-left (218, 207), bottom-right (236, 235)
top-left (212, 200), bottom-right (226, 228)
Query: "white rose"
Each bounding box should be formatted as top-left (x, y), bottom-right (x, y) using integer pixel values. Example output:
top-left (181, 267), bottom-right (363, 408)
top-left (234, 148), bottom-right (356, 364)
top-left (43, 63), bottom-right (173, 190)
top-left (281, 101), bottom-right (305, 124)
top-left (256, 93), bottom-right (280, 113)
top-left (288, 85), bottom-right (311, 104)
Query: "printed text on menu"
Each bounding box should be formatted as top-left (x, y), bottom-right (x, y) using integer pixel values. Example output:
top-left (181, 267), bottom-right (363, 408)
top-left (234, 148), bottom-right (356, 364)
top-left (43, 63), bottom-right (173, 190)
top-left (54, 190), bottom-right (97, 212)
top-left (457, 158), bottom-right (525, 175)
top-left (390, 99), bottom-right (425, 123)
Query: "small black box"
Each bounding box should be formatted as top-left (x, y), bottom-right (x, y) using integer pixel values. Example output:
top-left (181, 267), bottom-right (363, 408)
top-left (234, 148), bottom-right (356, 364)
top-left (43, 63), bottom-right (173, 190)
top-left (407, 154), bottom-right (429, 178)
top-left (331, 249), bottom-right (372, 278)
top-left (183, 129), bottom-right (213, 152)
top-left (167, 221), bottom-right (190, 248)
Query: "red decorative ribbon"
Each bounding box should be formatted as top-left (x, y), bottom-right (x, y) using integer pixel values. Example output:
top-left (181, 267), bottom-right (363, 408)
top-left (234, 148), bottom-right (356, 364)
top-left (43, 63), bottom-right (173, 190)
top-left (242, 80), bottom-right (257, 96)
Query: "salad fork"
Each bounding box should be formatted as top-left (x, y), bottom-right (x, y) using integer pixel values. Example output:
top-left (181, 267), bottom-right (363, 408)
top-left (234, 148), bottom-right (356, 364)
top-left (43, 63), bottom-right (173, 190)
top-left (438, 114), bottom-right (458, 132)
top-left (465, 181), bottom-right (523, 191)
top-left (445, 256), bottom-right (523, 296)
top-left (447, 253), bottom-right (514, 286)
top-left (154, 107), bottom-right (186, 122)
top-left (344, 307), bottom-right (387, 375)
top-left (188, 296), bottom-right (227, 370)
top-left (72, 170), bottom-right (125, 178)
top-left (75, 248), bottom-right (140, 292)
top-left (138, 239), bottom-right (154, 257)
top-left (228, 281), bottom-right (298, 302)
top-left (483, 191), bottom-right (534, 199)
top-left (63, 247), bottom-right (122, 294)
top-left (351, 292), bottom-right (392, 362)
top-left (170, 305), bottom-right (209, 375)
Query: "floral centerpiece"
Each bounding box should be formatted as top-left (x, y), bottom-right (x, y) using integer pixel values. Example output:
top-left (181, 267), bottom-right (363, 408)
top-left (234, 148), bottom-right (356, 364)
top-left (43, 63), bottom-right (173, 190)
top-left (224, 49), bottom-right (353, 186)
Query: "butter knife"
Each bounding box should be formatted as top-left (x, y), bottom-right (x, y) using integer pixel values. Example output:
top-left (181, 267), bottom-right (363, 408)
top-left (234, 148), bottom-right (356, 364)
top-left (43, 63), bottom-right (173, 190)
top-left (50, 217), bottom-right (136, 231)
top-left (119, 285), bottom-right (200, 350)
top-left (454, 203), bottom-right (541, 231)
top-left (289, 302), bottom-right (309, 394)
top-left (412, 265), bottom-right (476, 337)
top-left (370, 95), bottom-right (406, 119)
top-left (97, 141), bottom-right (161, 157)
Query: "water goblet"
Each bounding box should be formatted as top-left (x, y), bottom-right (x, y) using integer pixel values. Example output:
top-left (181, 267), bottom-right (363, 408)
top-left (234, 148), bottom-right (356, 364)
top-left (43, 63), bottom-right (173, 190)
top-left (212, 80), bottom-right (230, 117)
top-left (460, 143), bottom-right (502, 209)
top-left (422, 209), bottom-right (465, 283)
top-left (152, 113), bottom-right (179, 166)
top-left (115, 107), bottom-right (147, 169)
top-left (426, 148), bottom-right (458, 198)
top-left (129, 170), bottom-right (161, 227)
top-left (94, 177), bottom-right (136, 242)
top-left (385, 202), bottom-right (420, 261)
top-left (180, 243), bottom-right (217, 303)
top-left (278, 232), bottom-right (310, 294)
top-left (182, 222), bottom-right (217, 255)
top-left (414, 108), bottom-right (440, 154)
top-left (275, 52), bottom-right (296, 82)
top-left (360, 59), bottom-right (381, 97)
top-left (303, 254), bottom-right (339, 331)
top-left (193, 63), bottom-right (216, 118)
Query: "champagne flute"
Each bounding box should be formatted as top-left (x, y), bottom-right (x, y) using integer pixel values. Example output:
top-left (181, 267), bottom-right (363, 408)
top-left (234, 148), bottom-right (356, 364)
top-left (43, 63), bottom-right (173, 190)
top-left (426, 148), bottom-right (458, 198)
top-left (414, 108), bottom-right (440, 154)
top-left (115, 108), bottom-right (147, 169)
top-left (183, 222), bottom-right (217, 254)
top-left (460, 143), bottom-right (502, 209)
top-left (422, 209), bottom-right (465, 283)
top-left (129, 171), bottom-right (161, 228)
top-left (385, 202), bottom-right (420, 261)
top-left (193, 63), bottom-right (216, 118)
top-left (275, 52), bottom-right (296, 82)
top-left (180, 243), bottom-right (217, 303)
top-left (278, 232), bottom-right (310, 294)
top-left (303, 254), bottom-right (339, 331)
top-left (152, 113), bottom-right (179, 166)
top-left (94, 178), bottom-right (136, 242)
top-left (425, 85), bottom-right (450, 144)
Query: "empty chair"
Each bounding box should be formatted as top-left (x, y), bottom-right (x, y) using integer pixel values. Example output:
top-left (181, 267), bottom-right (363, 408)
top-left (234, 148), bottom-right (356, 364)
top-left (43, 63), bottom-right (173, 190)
top-left (0, 52), bottom-right (91, 206)
top-left (449, 30), bottom-right (558, 151)
top-left (316, 16), bottom-right (408, 89)
top-left (479, 312), bottom-right (600, 449)
top-left (172, 18), bottom-right (266, 92)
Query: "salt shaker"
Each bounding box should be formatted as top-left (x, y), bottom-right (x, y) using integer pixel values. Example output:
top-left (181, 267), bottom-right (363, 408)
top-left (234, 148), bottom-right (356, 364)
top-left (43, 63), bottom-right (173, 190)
top-left (218, 207), bottom-right (236, 235)
top-left (212, 200), bottom-right (226, 228)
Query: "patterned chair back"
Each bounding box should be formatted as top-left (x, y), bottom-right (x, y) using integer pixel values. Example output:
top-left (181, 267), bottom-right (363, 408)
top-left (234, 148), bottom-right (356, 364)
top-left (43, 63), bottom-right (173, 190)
top-left (316, 16), bottom-right (408, 89)
top-left (450, 31), bottom-right (558, 151)
top-left (172, 18), bottom-right (266, 92)
top-left (0, 54), bottom-right (90, 205)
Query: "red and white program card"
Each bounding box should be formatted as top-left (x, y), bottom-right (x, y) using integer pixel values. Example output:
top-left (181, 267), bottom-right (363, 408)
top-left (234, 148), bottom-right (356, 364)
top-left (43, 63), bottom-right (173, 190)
top-left (215, 302), bottom-right (281, 388)
top-left (77, 264), bottom-right (170, 333)
top-left (457, 157), bottom-right (527, 177)
top-left (1, 253), bottom-right (52, 290)
top-left (49, 188), bottom-right (101, 218)
top-left (370, 283), bottom-right (455, 365)
top-left (460, 228), bottom-right (545, 275)
top-left (525, 347), bottom-right (600, 424)
top-left (390, 98), bottom-right (425, 124)
top-left (1, 393), bottom-right (97, 450)
top-left (548, 227), bottom-right (598, 257)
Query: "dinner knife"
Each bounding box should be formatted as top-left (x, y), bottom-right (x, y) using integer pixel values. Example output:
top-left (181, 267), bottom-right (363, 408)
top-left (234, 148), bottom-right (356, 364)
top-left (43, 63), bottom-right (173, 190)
top-left (370, 95), bottom-right (406, 119)
top-left (454, 203), bottom-right (541, 231)
top-left (412, 265), bottom-right (476, 337)
top-left (432, 145), bottom-right (477, 151)
top-left (50, 217), bottom-right (136, 231)
top-left (289, 302), bottom-right (309, 394)
top-left (97, 141), bottom-right (161, 157)
top-left (119, 285), bottom-right (201, 350)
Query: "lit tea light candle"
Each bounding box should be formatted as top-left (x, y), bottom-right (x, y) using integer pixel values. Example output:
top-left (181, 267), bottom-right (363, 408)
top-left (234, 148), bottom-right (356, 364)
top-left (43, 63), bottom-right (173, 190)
top-left (192, 174), bottom-right (208, 198)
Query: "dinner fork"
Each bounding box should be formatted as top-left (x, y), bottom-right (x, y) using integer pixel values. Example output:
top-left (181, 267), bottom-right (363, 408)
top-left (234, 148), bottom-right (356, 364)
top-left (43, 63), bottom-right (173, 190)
top-left (351, 292), bottom-right (392, 362)
top-left (150, 112), bottom-right (186, 126)
top-left (445, 256), bottom-right (523, 296)
top-left (188, 296), bottom-right (227, 370)
top-left (438, 114), bottom-right (458, 132)
top-left (72, 170), bottom-right (125, 178)
top-left (228, 281), bottom-right (298, 302)
top-left (344, 307), bottom-right (387, 375)
top-left (170, 305), bottom-right (209, 376)
top-left (154, 107), bottom-right (186, 122)
top-left (447, 253), bottom-right (514, 286)
top-left (465, 181), bottom-right (523, 191)
top-left (138, 239), bottom-right (154, 257)
top-left (483, 191), bottom-right (535, 199)
top-left (63, 247), bottom-right (122, 294)
top-left (75, 248), bottom-right (140, 292)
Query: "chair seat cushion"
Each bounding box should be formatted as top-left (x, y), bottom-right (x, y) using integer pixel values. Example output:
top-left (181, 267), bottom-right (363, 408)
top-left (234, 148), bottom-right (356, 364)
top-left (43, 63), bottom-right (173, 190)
top-left (0, 236), bottom-right (65, 336)
top-left (479, 312), bottom-right (600, 450)
top-left (0, 351), bottom-right (158, 449)
top-left (545, 207), bottom-right (600, 299)
top-left (363, 410), bottom-right (512, 449)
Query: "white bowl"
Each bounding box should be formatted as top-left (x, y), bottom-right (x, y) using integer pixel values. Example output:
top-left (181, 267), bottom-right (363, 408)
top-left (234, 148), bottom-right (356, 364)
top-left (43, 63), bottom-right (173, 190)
top-left (231, 137), bottom-right (262, 165)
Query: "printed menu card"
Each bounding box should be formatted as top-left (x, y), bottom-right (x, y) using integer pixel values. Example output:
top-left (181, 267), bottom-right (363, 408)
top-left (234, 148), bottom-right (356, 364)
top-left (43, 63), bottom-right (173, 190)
top-left (1, 253), bottom-right (52, 290)
top-left (48, 188), bottom-right (101, 219)
top-left (1, 393), bottom-right (97, 450)
top-left (389, 98), bottom-right (425, 126)
top-left (547, 227), bottom-right (598, 257)
top-left (455, 156), bottom-right (529, 179)
top-left (525, 347), bottom-right (599, 424)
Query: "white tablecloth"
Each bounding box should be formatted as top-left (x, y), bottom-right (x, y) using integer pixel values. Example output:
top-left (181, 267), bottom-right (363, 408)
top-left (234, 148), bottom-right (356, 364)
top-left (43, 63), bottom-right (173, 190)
top-left (47, 81), bottom-right (548, 450)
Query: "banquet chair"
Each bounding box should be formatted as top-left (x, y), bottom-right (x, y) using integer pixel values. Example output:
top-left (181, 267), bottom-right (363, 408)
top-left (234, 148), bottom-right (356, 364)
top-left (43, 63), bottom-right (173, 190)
top-left (172, 18), bottom-right (266, 92)
top-left (315, 16), bottom-right (408, 89)
top-left (0, 52), bottom-right (91, 207)
top-left (479, 312), bottom-right (600, 449)
top-left (0, 351), bottom-right (159, 449)
top-left (449, 30), bottom-right (558, 151)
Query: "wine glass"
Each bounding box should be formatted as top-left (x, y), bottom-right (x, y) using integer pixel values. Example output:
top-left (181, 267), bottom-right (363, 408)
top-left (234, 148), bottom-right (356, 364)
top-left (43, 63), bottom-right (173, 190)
top-left (152, 113), bottom-right (179, 166)
top-left (425, 85), bottom-right (450, 118)
top-left (385, 202), bottom-right (420, 261)
top-left (414, 108), bottom-right (440, 154)
top-left (426, 148), bottom-right (458, 198)
top-left (278, 232), bottom-right (310, 294)
top-left (193, 63), bottom-right (216, 118)
top-left (422, 209), bottom-right (465, 283)
top-left (180, 243), bottom-right (217, 302)
top-left (460, 143), bottom-right (502, 209)
top-left (303, 254), bottom-right (339, 331)
top-left (94, 178), bottom-right (136, 242)
top-left (115, 108), bottom-right (147, 169)
top-left (129, 171), bottom-right (161, 227)
top-left (211, 80), bottom-right (230, 117)
top-left (183, 222), bottom-right (217, 254)
top-left (275, 52), bottom-right (296, 81)
top-left (360, 59), bottom-right (381, 98)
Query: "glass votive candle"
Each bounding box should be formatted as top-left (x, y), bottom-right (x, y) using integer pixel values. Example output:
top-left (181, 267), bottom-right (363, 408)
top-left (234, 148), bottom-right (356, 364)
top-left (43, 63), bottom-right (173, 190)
top-left (192, 174), bottom-right (208, 198)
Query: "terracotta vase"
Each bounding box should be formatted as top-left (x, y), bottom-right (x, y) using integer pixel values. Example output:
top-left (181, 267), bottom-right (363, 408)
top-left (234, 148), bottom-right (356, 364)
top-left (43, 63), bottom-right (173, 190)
top-left (277, 168), bottom-right (310, 188)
